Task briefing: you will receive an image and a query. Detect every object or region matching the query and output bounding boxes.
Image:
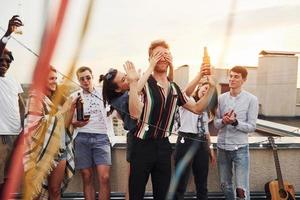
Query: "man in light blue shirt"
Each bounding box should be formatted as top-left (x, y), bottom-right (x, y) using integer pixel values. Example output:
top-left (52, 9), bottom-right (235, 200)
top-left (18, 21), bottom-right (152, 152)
top-left (214, 66), bottom-right (258, 200)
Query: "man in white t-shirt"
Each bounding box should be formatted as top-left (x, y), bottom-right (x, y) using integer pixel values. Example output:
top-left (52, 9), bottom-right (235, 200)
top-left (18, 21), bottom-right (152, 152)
top-left (0, 15), bottom-right (25, 192)
top-left (71, 66), bottom-right (114, 200)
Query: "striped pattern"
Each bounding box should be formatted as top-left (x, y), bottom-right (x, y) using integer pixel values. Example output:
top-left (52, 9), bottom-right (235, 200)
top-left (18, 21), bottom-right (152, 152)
top-left (135, 76), bottom-right (187, 139)
top-left (23, 92), bottom-right (75, 200)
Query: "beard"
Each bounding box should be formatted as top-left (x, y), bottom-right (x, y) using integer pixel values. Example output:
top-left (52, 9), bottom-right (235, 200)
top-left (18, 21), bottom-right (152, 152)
top-left (154, 62), bottom-right (168, 73)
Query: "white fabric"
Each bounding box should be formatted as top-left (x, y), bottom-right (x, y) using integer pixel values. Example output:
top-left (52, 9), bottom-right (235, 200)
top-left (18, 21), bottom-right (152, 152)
top-left (106, 114), bottom-right (117, 146)
top-left (178, 97), bottom-right (209, 134)
top-left (0, 76), bottom-right (23, 134)
top-left (71, 87), bottom-right (114, 137)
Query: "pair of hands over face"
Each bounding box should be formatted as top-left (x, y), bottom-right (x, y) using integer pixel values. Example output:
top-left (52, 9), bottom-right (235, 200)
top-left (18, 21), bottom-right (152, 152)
top-left (149, 50), bottom-right (173, 69)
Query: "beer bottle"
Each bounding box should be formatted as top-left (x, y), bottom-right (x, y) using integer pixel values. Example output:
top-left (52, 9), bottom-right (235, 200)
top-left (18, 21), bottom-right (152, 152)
top-left (203, 46), bottom-right (210, 65)
top-left (202, 46), bottom-right (211, 75)
top-left (76, 93), bottom-right (84, 121)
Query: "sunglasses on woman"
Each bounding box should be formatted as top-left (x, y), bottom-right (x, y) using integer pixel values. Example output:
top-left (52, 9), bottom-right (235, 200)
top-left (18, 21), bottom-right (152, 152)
top-left (106, 68), bottom-right (117, 80)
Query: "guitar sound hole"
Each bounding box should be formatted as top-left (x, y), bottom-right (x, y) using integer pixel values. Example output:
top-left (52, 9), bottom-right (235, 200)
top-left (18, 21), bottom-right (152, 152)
top-left (279, 189), bottom-right (287, 198)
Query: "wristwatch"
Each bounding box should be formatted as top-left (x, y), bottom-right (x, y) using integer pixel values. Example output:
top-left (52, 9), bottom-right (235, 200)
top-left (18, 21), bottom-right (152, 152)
top-left (231, 119), bottom-right (238, 127)
top-left (1, 36), bottom-right (11, 44)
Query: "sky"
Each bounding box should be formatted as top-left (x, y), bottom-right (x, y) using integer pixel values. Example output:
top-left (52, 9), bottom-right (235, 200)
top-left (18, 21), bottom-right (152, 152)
top-left (1, 0), bottom-right (300, 87)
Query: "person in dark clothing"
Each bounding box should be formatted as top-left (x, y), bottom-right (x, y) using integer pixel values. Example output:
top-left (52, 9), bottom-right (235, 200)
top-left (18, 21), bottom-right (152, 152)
top-left (101, 59), bottom-right (172, 200)
top-left (127, 39), bottom-right (216, 200)
top-left (174, 81), bottom-right (217, 200)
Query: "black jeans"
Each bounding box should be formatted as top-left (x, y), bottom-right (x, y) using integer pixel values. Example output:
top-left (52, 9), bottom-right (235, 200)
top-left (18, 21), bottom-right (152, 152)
top-left (174, 132), bottom-right (209, 200)
top-left (129, 137), bottom-right (172, 200)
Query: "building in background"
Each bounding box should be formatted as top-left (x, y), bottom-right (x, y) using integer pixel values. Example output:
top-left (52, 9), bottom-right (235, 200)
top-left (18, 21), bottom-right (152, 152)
top-left (173, 50), bottom-right (300, 117)
top-left (174, 64), bottom-right (189, 89)
top-left (257, 50), bottom-right (299, 117)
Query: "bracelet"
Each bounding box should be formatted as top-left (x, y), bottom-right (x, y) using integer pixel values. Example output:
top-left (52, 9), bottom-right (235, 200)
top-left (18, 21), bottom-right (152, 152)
top-left (231, 119), bottom-right (238, 127)
top-left (1, 35), bottom-right (11, 44)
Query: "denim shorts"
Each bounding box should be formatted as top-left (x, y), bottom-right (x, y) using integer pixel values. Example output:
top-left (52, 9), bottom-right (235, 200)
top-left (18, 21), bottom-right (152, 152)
top-left (74, 132), bottom-right (111, 169)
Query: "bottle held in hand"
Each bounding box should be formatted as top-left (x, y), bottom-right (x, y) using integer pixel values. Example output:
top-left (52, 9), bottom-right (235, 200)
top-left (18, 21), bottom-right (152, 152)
top-left (76, 93), bottom-right (84, 121)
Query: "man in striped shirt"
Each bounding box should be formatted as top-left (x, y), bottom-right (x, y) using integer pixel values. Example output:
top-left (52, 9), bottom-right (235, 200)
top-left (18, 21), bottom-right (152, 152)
top-left (128, 40), bottom-right (216, 199)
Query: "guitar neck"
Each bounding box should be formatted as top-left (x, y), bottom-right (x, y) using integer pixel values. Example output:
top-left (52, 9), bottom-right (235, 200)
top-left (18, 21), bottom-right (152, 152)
top-left (273, 149), bottom-right (285, 190)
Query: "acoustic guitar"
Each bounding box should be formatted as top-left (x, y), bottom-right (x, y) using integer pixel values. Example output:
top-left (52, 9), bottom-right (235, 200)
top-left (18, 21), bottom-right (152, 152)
top-left (265, 136), bottom-right (296, 200)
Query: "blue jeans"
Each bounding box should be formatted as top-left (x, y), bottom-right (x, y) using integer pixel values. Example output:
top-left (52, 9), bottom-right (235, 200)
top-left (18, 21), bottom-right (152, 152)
top-left (217, 146), bottom-right (250, 200)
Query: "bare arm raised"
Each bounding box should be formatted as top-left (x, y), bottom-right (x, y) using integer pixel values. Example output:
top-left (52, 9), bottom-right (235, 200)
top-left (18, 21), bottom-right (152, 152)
top-left (124, 61), bottom-right (144, 119)
top-left (184, 63), bottom-right (211, 96)
top-left (136, 51), bottom-right (163, 92)
top-left (0, 15), bottom-right (23, 55)
top-left (183, 76), bottom-right (216, 114)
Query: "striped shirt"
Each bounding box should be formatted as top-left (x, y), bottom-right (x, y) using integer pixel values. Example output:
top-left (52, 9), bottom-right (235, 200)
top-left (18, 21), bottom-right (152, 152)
top-left (134, 75), bottom-right (187, 139)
